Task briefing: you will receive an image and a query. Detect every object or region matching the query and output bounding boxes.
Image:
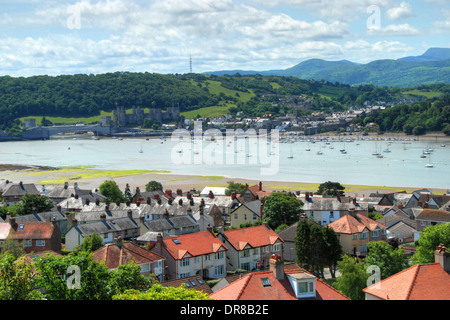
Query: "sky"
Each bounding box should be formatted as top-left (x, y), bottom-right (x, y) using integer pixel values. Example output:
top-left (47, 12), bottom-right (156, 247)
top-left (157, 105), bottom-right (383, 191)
top-left (0, 0), bottom-right (449, 77)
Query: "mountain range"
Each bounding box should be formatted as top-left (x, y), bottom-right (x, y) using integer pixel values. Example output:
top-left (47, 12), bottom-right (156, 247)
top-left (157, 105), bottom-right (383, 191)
top-left (206, 48), bottom-right (450, 87)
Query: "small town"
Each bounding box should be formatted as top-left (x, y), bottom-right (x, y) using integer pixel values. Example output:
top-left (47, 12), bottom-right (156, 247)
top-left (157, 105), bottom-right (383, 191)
top-left (0, 178), bottom-right (449, 301)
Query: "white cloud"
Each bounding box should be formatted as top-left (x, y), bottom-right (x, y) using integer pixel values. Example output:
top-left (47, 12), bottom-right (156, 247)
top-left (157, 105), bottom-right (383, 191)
top-left (386, 2), bottom-right (415, 20)
top-left (367, 23), bottom-right (420, 36)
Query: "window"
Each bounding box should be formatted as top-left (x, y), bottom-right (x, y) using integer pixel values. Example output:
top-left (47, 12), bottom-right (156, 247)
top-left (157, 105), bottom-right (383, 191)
top-left (24, 240), bottom-right (32, 247)
top-left (214, 265), bottom-right (225, 276)
top-left (371, 230), bottom-right (379, 237)
top-left (241, 249), bottom-right (250, 257)
top-left (36, 240), bottom-right (45, 247)
top-left (180, 273), bottom-right (190, 279)
top-left (179, 259), bottom-right (190, 267)
top-left (234, 213), bottom-right (238, 220)
top-left (204, 255), bottom-right (211, 261)
top-left (352, 234), bottom-right (358, 240)
top-left (261, 278), bottom-right (271, 287)
top-left (420, 220), bottom-right (426, 226)
top-left (298, 281), bottom-right (314, 294)
top-left (194, 257), bottom-right (200, 264)
top-left (272, 243), bottom-right (281, 252)
top-left (360, 245), bottom-right (368, 253)
top-left (214, 252), bottom-right (224, 260)
top-left (140, 263), bottom-right (150, 273)
top-left (330, 211), bottom-right (334, 219)
top-left (360, 232), bottom-right (368, 240)
top-left (240, 262), bottom-right (251, 271)
top-left (263, 245), bottom-right (270, 253)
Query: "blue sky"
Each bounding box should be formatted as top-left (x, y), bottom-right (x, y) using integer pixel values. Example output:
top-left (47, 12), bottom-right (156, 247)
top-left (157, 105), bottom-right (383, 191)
top-left (0, 0), bottom-right (449, 76)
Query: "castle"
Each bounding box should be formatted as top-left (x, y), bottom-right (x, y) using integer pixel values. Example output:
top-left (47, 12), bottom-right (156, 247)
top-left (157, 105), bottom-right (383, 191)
top-left (113, 106), bottom-right (184, 127)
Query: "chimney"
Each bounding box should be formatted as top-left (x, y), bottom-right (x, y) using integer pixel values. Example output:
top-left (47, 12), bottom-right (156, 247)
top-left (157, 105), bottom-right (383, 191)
top-left (114, 235), bottom-right (123, 249)
top-left (100, 213), bottom-right (106, 221)
top-left (305, 192), bottom-right (310, 201)
top-left (260, 203), bottom-right (264, 218)
top-left (95, 198), bottom-right (100, 206)
top-left (178, 199), bottom-right (183, 206)
top-left (209, 190), bottom-right (214, 199)
top-left (424, 203), bottom-right (429, 209)
top-left (72, 218), bottom-right (78, 226)
top-left (259, 181), bottom-right (262, 191)
top-left (127, 209), bottom-right (132, 218)
top-left (64, 182), bottom-right (69, 189)
top-left (418, 201), bottom-right (423, 207)
top-left (245, 183), bottom-right (249, 190)
top-left (353, 197), bottom-right (357, 204)
top-left (164, 209), bottom-right (169, 218)
top-left (231, 192), bottom-right (236, 200)
top-left (435, 244), bottom-right (450, 272)
top-left (9, 217), bottom-right (16, 226)
top-left (398, 203), bottom-right (404, 210)
top-left (168, 198), bottom-right (173, 205)
top-left (177, 189), bottom-right (183, 196)
top-left (269, 254), bottom-right (284, 280)
top-left (85, 199), bottom-right (90, 206)
top-left (187, 192), bottom-right (192, 200)
top-left (146, 197), bottom-right (151, 205)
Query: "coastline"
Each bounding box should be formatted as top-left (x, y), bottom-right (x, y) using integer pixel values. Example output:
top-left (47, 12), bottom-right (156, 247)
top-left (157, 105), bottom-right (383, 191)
top-left (1, 164), bottom-right (448, 197)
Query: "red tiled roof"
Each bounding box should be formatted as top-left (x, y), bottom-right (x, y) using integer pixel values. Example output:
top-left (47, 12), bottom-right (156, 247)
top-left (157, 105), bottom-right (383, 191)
top-left (93, 241), bottom-right (165, 269)
top-left (363, 262), bottom-right (450, 300)
top-left (222, 224), bottom-right (283, 251)
top-left (210, 268), bottom-right (350, 300)
top-left (328, 213), bottom-right (386, 234)
top-left (1, 222), bottom-right (57, 240)
top-left (162, 231), bottom-right (228, 260)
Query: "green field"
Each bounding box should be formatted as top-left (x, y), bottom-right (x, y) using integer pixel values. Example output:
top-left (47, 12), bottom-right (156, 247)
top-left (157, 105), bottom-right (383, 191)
top-left (199, 80), bottom-right (255, 102)
top-left (402, 89), bottom-right (444, 99)
top-left (182, 105), bottom-right (232, 119)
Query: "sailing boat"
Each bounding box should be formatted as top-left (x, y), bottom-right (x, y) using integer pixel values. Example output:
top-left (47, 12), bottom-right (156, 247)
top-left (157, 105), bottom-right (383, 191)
top-left (424, 156), bottom-right (434, 168)
top-left (288, 143), bottom-right (294, 158)
top-left (138, 143), bottom-right (143, 153)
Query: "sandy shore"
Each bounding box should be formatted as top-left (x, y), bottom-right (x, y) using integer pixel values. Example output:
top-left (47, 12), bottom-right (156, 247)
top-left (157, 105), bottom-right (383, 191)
top-left (1, 164), bottom-right (448, 197)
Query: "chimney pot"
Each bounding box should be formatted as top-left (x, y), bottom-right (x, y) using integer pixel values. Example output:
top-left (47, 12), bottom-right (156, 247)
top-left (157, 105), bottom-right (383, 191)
top-left (269, 254), bottom-right (284, 280)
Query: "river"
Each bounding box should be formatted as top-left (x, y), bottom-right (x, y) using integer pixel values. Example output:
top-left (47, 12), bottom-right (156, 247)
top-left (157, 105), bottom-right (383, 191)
top-left (0, 134), bottom-right (449, 189)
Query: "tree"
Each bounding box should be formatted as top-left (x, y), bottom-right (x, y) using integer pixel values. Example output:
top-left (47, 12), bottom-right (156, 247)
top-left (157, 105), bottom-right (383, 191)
top-left (364, 241), bottom-right (409, 280)
top-left (0, 239), bottom-right (25, 260)
top-left (0, 253), bottom-right (44, 300)
top-left (263, 192), bottom-right (304, 230)
top-left (224, 181), bottom-right (246, 196)
top-left (99, 180), bottom-right (126, 203)
top-left (333, 255), bottom-right (368, 300)
top-left (443, 123), bottom-right (450, 136)
top-left (109, 261), bottom-right (153, 294)
top-left (412, 223), bottom-right (450, 265)
top-left (317, 181), bottom-right (345, 197)
top-left (295, 219), bottom-right (342, 278)
top-left (74, 233), bottom-right (104, 253)
top-left (112, 284), bottom-right (214, 300)
top-left (145, 180), bottom-right (163, 192)
top-left (34, 251), bottom-right (112, 300)
top-left (323, 226), bottom-right (343, 278)
top-left (14, 193), bottom-right (54, 216)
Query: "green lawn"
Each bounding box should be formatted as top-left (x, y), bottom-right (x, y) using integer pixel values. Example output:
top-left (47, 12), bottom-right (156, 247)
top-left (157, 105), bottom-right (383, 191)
top-left (402, 89), bottom-right (443, 99)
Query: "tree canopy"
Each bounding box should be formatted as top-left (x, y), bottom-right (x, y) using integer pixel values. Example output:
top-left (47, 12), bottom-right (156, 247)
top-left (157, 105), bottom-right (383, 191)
top-left (263, 192), bottom-right (304, 230)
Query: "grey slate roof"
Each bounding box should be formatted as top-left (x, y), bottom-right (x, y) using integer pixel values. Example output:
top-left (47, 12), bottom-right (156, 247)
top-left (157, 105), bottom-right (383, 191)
top-left (143, 215), bottom-right (198, 233)
top-left (11, 210), bottom-right (67, 223)
top-left (73, 217), bottom-right (139, 236)
top-left (302, 198), bottom-right (368, 211)
top-left (75, 209), bottom-right (140, 223)
top-left (2, 182), bottom-right (39, 197)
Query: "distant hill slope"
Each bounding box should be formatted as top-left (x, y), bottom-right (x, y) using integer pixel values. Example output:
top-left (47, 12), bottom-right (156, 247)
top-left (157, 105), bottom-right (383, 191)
top-left (206, 48), bottom-right (450, 87)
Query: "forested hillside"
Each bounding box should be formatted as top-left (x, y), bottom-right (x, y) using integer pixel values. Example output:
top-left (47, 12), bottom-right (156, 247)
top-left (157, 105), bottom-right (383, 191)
top-left (1, 72), bottom-right (449, 132)
top-left (353, 94), bottom-right (450, 135)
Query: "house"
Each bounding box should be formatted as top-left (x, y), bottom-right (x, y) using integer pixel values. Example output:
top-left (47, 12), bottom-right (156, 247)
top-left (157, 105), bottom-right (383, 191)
top-left (0, 217), bottom-right (62, 254)
top-left (300, 193), bottom-right (369, 226)
top-left (218, 224), bottom-right (284, 271)
top-left (152, 229), bottom-right (228, 280)
top-left (64, 215), bottom-right (140, 250)
top-left (415, 209), bottom-right (450, 232)
top-left (377, 209), bottom-right (417, 243)
top-left (237, 182), bottom-right (272, 204)
top-left (277, 217), bottom-right (322, 262)
top-left (210, 255), bottom-right (350, 300)
top-left (328, 212), bottom-right (387, 257)
top-left (141, 214), bottom-right (200, 238)
top-left (228, 200), bottom-right (263, 228)
top-left (1, 181), bottom-right (40, 204)
top-left (46, 182), bottom-right (105, 204)
top-left (200, 187), bottom-right (227, 197)
top-left (363, 245), bottom-right (450, 300)
top-left (92, 236), bottom-right (166, 281)
top-left (5, 208), bottom-right (68, 236)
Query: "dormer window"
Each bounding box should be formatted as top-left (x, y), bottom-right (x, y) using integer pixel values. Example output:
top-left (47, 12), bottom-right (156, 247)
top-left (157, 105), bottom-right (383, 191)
top-left (287, 273), bottom-right (317, 299)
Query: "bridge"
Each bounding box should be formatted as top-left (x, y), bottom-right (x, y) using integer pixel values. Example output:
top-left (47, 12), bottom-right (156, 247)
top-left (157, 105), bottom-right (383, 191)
top-left (21, 124), bottom-right (115, 140)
